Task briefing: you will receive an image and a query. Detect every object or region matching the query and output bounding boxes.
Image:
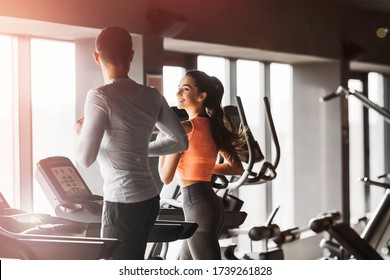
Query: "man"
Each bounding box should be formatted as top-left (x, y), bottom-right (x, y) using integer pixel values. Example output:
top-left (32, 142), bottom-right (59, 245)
top-left (75, 26), bottom-right (188, 259)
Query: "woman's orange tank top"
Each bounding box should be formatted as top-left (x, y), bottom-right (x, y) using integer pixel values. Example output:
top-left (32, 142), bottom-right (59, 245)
top-left (177, 117), bottom-right (218, 181)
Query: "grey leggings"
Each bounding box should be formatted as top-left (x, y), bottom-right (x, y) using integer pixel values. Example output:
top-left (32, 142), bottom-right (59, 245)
top-left (180, 182), bottom-right (225, 260)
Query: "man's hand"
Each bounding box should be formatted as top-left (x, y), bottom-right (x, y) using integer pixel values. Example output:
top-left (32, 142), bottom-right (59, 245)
top-left (75, 117), bottom-right (84, 135)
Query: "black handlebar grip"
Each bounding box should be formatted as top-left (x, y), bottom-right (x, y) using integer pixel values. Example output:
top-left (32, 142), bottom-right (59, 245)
top-left (248, 226), bottom-right (269, 241)
top-left (273, 227), bottom-right (300, 245)
top-left (309, 211), bottom-right (341, 233)
top-left (248, 224), bottom-right (280, 241)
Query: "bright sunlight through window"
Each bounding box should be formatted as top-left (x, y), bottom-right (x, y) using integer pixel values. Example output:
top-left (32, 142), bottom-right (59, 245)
top-left (0, 35), bottom-right (17, 206)
top-left (31, 38), bottom-right (76, 214)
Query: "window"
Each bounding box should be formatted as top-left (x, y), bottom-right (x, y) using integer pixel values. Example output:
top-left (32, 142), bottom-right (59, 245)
top-left (367, 73), bottom-right (385, 211)
top-left (236, 59), bottom-right (264, 141)
top-left (162, 66), bottom-right (185, 106)
top-left (348, 79), bottom-right (365, 219)
top-left (31, 38), bottom-right (76, 214)
top-left (236, 59), bottom-right (267, 252)
top-left (270, 63), bottom-right (294, 228)
top-left (0, 35), bottom-right (18, 207)
top-left (0, 34), bottom-right (76, 214)
top-left (348, 73), bottom-right (386, 220)
top-left (198, 55), bottom-right (230, 106)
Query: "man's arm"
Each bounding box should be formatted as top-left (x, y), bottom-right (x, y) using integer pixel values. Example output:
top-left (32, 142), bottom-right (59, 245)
top-left (75, 90), bottom-right (108, 168)
top-left (149, 96), bottom-right (188, 156)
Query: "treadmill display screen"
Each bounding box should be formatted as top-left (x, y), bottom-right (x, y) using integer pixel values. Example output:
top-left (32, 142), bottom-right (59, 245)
top-left (51, 166), bottom-right (90, 198)
top-left (36, 156), bottom-right (94, 203)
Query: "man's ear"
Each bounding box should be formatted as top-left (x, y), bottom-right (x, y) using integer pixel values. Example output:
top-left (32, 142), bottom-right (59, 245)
top-left (93, 51), bottom-right (101, 65)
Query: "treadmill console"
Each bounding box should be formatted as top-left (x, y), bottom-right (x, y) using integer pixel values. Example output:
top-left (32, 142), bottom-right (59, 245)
top-left (35, 156), bottom-right (103, 223)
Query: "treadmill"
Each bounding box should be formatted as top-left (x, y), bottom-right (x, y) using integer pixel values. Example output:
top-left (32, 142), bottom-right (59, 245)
top-left (35, 156), bottom-right (197, 244)
top-left (0, 192), bottom-right (118, 260)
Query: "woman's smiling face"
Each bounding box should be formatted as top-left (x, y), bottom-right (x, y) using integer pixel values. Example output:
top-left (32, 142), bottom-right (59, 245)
top-left (176, 75), bottom-right (200, 110)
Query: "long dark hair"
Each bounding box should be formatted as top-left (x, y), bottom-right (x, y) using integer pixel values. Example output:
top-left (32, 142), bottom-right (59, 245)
top-left (185, 70), bottom-right (246, 163)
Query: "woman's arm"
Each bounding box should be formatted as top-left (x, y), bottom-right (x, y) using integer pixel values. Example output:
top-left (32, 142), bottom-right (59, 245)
top-left (158, 120), bottom-right (192, 185)
top-left (158, 152), bottom-right (181, 185)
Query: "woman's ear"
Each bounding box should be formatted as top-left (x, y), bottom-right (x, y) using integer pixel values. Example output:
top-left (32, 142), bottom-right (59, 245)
top-left (198, 92), bottom-right (207, 102)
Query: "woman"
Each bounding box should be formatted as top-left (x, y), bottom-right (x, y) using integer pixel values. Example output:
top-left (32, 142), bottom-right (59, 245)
top-left (158, 70), bottom-right (245, 260)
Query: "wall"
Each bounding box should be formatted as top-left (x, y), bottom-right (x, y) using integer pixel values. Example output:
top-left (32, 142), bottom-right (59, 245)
top-left (293, 62), bottom-right (342, 227)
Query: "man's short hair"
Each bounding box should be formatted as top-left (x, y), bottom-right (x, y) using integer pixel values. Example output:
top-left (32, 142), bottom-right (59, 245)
top-left (95, 26), bottom-right (133, 65)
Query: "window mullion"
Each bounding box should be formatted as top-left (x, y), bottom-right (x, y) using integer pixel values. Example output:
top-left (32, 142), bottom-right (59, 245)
top-left (17, 36), bottom-right (33, 211)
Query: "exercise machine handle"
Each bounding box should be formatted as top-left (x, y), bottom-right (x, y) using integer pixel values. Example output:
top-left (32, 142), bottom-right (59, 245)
top-left (309, 210), bottom-right (341, 233)
top-left (319, 86), bottom-right (349, 102)
top-left (359, 177), bottom-right (390, 190)
top-left (263, 96), bottom-right (280, 170)
top-left (248, 224), bottom-right (281, 241)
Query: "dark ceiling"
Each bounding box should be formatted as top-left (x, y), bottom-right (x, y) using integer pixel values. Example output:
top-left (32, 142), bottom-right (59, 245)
top-left (338, 0), bottom-right (390, 14)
